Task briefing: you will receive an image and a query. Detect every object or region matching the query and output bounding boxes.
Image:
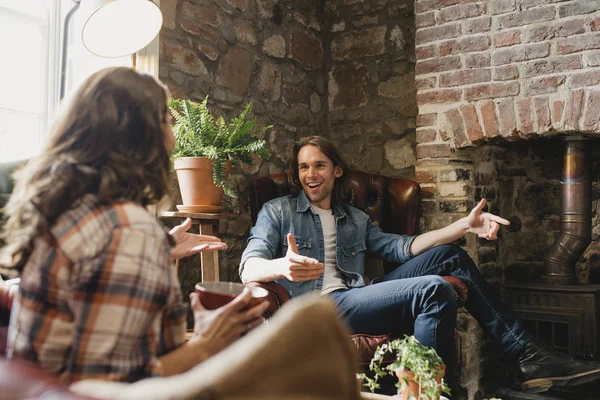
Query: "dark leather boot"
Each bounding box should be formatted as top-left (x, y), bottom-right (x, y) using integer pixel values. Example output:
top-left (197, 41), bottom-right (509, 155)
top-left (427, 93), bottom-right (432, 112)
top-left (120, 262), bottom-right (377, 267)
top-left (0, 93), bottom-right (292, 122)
top-left (516, 340), bottom-right (600, 393)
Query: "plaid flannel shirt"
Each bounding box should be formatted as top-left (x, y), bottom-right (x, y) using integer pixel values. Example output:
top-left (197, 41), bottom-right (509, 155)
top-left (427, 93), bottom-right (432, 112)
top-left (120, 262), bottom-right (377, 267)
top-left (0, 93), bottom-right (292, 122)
top-left (8, 195), bottom-right (187, 382)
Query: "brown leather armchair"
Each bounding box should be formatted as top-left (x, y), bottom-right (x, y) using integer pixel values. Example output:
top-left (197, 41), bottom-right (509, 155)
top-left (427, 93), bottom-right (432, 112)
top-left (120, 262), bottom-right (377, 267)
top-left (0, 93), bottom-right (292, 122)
top-left (247, 170), bottom-right (469, 366)
top-left (0, 279), bottom-right (98, 399)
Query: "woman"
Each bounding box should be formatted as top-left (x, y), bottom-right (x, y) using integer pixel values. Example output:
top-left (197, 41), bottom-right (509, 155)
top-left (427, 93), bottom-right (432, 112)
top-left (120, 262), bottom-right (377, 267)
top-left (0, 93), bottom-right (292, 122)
top-left (0, 67), bottom-right (267, 383)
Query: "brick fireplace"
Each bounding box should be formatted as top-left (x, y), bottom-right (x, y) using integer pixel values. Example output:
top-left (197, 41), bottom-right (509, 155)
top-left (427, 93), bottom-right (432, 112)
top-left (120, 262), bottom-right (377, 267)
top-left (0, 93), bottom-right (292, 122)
top-left (414, 0), bottom-right (600, 398)
top-left (414, 0), bottom-right (600, 232)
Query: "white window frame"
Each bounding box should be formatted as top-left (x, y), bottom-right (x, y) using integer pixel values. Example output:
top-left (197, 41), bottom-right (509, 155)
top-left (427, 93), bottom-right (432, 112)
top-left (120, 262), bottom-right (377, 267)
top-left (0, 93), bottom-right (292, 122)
top-left (0, 2), bottom-right (61, 157)
top-left (0, 0), bottom-right (161, 162)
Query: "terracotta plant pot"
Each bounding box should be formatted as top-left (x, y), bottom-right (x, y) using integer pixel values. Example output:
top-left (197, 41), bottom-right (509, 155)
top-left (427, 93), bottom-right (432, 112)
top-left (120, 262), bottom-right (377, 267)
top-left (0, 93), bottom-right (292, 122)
top-left (174, 157), bottom-right (230, 213)
top-left (395, 366), bottom-right (445, 400)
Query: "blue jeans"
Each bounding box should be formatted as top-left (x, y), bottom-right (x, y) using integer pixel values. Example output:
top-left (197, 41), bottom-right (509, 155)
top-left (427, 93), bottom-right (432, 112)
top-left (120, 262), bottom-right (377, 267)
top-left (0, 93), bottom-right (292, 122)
top-left (329, 244), bottom-right (532, 374)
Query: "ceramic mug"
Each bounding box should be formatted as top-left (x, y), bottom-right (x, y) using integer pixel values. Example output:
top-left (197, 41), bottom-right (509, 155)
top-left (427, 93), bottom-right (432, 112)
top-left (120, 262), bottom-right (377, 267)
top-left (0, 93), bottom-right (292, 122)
top-left (195, 281), bottom-right (268, 310)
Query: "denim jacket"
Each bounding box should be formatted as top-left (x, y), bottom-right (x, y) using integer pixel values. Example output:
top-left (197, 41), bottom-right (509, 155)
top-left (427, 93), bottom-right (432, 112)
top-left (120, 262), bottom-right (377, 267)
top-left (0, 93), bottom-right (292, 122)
top-left (240, 191), bottom-right (416, 298)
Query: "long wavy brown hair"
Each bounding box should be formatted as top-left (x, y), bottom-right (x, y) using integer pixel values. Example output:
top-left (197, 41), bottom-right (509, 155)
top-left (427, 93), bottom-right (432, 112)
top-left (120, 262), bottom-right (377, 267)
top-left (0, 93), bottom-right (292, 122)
top-left (0, 67), bottom-right (172, 277)
top-left (289, 136), bottom-right (352, 205)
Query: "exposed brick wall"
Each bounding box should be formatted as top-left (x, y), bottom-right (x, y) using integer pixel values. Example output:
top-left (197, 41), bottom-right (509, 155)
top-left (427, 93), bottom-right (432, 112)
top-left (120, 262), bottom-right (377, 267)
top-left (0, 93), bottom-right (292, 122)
top-left (415, 1), bottom-right (600, 150)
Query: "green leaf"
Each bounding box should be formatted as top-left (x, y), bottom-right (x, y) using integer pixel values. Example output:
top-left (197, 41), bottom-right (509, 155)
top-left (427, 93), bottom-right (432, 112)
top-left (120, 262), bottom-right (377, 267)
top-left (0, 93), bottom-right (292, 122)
top-left (361, 335), bottom-right (450, 398)
top-left (168, 96), bottom-right (272, 196)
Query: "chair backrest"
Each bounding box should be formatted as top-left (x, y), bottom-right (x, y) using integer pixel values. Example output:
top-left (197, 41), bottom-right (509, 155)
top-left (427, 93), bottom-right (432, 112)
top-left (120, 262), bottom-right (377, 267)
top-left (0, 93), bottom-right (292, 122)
top-left (249, 169), bottom-right (421, 236)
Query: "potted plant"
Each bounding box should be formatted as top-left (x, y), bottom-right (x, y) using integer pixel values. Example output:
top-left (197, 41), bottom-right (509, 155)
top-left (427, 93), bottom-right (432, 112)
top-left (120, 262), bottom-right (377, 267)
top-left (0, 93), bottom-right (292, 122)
top-left (169, 96), bottom-right (271, 212)
top-left (359, 335), bottom-right (451, 400)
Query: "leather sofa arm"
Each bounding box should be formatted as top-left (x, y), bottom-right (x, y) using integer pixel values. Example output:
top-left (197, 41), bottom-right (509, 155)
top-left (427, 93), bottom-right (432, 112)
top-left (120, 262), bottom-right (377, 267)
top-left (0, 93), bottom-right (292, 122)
top-left (352, 333), bottom-right (400, 366)
top-left (0, 278), bottom-right (20, 357)
top-left (443, 276), bottom-right (469, 306)
top-left (0, 359), bottom-right (98, 400)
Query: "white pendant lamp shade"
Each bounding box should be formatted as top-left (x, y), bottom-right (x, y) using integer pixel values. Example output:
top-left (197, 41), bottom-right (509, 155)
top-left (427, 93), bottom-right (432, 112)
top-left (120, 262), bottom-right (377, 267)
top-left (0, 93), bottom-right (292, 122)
top-left (82, 0), bottom-right (162, 58)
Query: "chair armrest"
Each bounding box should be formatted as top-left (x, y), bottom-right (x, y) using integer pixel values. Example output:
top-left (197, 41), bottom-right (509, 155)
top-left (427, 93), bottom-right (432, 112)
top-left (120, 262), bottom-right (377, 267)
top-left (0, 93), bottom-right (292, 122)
top-left (245, 281), bottom-right (290, 318)
top-left (442, 276), bottom-right (468, 307)
top-left (351, 333), bottom-right (400, 366)
top-left (0, 359), bottom-right (98, 400)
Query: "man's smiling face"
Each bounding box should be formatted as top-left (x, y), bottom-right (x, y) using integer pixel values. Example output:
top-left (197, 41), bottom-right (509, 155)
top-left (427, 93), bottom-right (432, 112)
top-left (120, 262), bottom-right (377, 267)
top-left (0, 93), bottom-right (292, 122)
top-left (297, 144), bottom-right (343, 210)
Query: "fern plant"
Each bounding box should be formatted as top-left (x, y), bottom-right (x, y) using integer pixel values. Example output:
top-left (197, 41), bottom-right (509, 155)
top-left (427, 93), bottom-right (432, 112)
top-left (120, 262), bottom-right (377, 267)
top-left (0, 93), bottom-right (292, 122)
top-left (359, 335), bottom-right (450, 400)
top-left (169, 97), bottom-right (271, 197)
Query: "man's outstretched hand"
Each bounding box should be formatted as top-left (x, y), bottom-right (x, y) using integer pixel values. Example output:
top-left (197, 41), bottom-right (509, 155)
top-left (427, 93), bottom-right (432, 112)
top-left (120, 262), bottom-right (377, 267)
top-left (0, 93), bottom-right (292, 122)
top-left (279, 233), bottom-right (324, 282)
top-left (466, 199), bottom-right (510, 240)
top-left (169, 218), bottom-right (228, 261)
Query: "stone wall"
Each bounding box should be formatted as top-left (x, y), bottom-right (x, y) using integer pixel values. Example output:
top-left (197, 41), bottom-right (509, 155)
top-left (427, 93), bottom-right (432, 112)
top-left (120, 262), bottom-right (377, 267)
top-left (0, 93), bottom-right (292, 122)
top-left (159, 0), bottom-right (425, 290)
top-left (324, 0), bottom-right (418, 179)
top-left (159, 0), bottom-right (327, 293)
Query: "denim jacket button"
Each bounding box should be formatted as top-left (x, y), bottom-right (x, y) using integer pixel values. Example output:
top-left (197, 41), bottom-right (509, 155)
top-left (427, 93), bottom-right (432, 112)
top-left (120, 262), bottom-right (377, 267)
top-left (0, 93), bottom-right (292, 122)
top-left (352, 251), bottom-right (356, 256)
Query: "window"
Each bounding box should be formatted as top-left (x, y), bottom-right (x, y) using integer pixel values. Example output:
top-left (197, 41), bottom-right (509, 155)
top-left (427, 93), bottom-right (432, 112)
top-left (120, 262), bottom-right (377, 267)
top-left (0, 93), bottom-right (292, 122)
top-left (0, 0), bottom-right (55, 162)
top-left (0, 0), bottom-right (160, 163)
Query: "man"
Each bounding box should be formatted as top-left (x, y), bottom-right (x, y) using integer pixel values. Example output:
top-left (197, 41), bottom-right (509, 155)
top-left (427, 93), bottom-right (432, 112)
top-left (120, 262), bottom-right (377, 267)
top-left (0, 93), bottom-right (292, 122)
top-left (240, 135), bottom-right (600, 396)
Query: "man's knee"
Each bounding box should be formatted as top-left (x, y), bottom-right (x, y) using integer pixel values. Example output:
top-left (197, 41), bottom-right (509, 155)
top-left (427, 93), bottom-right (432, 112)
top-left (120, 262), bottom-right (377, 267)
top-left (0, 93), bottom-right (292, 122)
top-left (432, 244), bottom-right (477, 272)
top-left (435, 244), bottom-right (469, 259)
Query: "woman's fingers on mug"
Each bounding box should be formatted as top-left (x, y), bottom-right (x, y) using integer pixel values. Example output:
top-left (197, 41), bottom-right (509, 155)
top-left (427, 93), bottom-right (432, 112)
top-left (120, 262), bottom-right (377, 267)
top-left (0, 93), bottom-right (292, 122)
top-left (237, 312), bottom-right (266, 336)
top-left (189, 292), bottom-right (205, 311)
top-left (225, 288), bottom-right (253, 311)
top-left (247, 316), bottom-right (264, 332)
top-left (244, 299), bottom-right (269, 319)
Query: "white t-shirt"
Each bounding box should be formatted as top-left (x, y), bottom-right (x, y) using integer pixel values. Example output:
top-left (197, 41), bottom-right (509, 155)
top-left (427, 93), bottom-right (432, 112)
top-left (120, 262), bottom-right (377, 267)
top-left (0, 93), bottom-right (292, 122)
top-left (310, 204), bottom-right (347, 295)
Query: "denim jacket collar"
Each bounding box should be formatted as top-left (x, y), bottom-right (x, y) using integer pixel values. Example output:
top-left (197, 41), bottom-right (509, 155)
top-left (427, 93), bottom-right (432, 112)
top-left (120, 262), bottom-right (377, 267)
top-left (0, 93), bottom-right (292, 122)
top-left (296, 190), bottom-right (311, 213)
top-left (297, 190), bottom-right (347, 220)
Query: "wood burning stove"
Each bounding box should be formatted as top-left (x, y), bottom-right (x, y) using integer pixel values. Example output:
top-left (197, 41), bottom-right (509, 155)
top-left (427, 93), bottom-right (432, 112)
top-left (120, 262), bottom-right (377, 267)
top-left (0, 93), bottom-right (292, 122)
top-left (505, 137), bottom-right (598, 360)
top-left (504, 282), bottom-right (600, 361)
top-left (500, 137), bottom-right (600, 399)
